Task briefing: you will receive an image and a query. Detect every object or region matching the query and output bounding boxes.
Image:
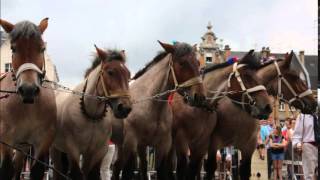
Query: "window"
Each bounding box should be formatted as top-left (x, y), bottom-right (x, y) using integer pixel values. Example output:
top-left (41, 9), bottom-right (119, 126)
top-left (279, 102), bottom-right (285, 111)
top-left (206, 56), bottom-right (212, 63)
top-left (4, 63), bottom-right (12, 72)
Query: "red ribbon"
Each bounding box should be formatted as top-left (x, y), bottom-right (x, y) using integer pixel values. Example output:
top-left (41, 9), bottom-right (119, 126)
top-left (168, 92), bottom-right (175, 106)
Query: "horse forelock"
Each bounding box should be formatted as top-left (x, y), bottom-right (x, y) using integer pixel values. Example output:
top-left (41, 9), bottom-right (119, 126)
top-left (10, 21), bottom-right (42, 42)
top-left (84, 50), bottom-right (126, 78)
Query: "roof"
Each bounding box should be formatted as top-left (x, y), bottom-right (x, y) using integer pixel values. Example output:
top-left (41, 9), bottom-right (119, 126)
top-left (229, 51), bottom-right (318, 90)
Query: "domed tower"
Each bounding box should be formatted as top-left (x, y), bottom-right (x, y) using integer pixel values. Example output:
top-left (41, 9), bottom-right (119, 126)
top-left (198, 22), bottom-right (223, 67)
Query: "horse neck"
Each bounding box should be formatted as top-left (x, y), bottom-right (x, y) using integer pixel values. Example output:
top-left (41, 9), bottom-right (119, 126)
top-left (203, 65), bottom-right (233, 93)
top-left (131, 55), bottom-right (171, 105)
top-left (82, 64), bottom-right (105, 116)
top-left (217, 97), bottom-right (259, 146)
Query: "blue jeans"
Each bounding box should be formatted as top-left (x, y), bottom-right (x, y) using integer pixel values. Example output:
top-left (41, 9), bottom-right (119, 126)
top-left (271, 152), bottom-right (285, 160)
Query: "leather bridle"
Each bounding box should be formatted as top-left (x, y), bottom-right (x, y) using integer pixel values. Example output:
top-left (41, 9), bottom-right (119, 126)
top-left (12, 53), bottom-right (46, 85)
top-left (168, 54), bottom-right (202, 91)
top-left (227, 62), bottom-right (267, 109)
top-left (80, 63), bottom-right (130, 122)
top-left (273, 60), bottom-right (313, 108)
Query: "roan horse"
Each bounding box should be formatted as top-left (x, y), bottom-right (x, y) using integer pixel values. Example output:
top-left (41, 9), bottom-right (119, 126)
top-left (0, 18), bottom-right (57, 180)
top-left (205, 52), bottom-right (317, 180)
top-left (51, 46), bottom-right (132, 180)
top-left (111, 41), bottom-right (206, 180)
top-left (171, 50), bottom-right (272, 180)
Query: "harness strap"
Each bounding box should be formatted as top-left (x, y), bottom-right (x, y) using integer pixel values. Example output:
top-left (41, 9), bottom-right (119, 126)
top-left (15, 63), bottom-right (43, 78)
top-left (227, 62), bottom-right (267, 108)
top-left (99, 71), bottom-right (130, 99)
top-left (169, 57), bottom-right (179, 88)
top-left (168, 54), bottom-right (202, 90)
top-left (177, 76), bottom-right (202, 89)
top-left (273, 61), bottom-right (313, 105)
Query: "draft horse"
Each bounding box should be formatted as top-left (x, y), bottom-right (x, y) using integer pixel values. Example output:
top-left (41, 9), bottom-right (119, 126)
top-left (52, 46), bottom-right (132, 180)
top-left (0, 18), bottom-right (57, 180)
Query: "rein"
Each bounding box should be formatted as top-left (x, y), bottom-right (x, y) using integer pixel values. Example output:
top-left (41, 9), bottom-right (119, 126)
top-left (273, 61), bottom-right (313, 108)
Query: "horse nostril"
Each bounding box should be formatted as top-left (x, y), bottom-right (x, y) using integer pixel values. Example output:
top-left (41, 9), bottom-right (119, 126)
top-left (18, 86), bottom-right (24, 95)
top-left (126, 107), bottom-right (132, 114)
top-left (264, 104), bottom-right (272, 113)
top-left (35, 86), bottom-right (40, 94)
top-left (18, 84), bottom-right (40, 96)
top-left (117, 103), bottom-right (132, 115)
top-left (117, 104), bottom-right (124, 112)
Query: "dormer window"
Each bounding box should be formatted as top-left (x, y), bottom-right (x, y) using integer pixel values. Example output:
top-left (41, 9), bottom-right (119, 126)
top-left (4, 63), bottom-right (12, 72)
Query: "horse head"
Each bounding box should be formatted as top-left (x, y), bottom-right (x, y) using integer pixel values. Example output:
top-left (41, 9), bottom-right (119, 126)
top-left (158, 41), bottom-right (205, 107)
top-left (0, 18), bottom-right (48, 103)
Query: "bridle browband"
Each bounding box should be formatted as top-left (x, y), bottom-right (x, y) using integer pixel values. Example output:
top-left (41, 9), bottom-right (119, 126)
top-left (273, 60), bottom-right (313, 108)
top-left (80, 63), bottom-right (130, 122)
top-left (227, 62), bottom-right (267, 109)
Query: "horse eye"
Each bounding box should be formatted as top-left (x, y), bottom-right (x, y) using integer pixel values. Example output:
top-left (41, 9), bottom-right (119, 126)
top-left (107, 70), bottom-right (114, 76)
top-left (179, 61), bottom-right (186, 66)
top-left (11, 46), bottom-right (16, 53)
top-left (40, 47), bottom-right (46, 53)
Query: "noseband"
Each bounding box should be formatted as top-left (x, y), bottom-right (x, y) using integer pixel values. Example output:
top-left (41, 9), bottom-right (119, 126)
top-left (227, 62), bottom-right (266, 109)
top-left (12, 54), bottom-right (46, 84)
top-left (273, 60), bottom-right (313, 108)
top-left (98, 69), bottom-right (130, 99)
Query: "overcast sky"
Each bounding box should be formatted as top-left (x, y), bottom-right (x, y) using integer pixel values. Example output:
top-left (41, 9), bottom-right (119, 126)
top-left (1, 0), bottom-right (317, 86)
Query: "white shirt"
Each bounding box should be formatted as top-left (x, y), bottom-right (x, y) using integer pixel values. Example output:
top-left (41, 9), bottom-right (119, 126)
top-left (292, 114), bottom-right (315, 147)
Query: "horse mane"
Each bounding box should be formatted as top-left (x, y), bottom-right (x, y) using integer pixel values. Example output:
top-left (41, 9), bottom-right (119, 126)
top-left (10, 21), bottom-right (42, 41)
top-left (259, 58), bottom-right (283, 68)
top-left (203, 50), bottom-right (261, 74)
top-left (84, 50), bottom-right (126, 78)
top-left (132, 42), bottom-right (193, 80)
top-left (132, 51), bottom-right (168, 80)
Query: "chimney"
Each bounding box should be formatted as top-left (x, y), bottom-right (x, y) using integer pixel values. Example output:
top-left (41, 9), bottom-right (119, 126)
top-left (261, 47), bottom-right (267, 58)
top-left (224, 45), bottom-right (231, 61)
top-left (266, 47), bottom-right (271, 57)
top-left (299, 50), bottom-right (305, 65)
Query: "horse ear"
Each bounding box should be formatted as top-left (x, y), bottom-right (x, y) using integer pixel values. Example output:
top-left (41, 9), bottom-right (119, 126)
top-left (158, 40), bottom-right (174, 53)
top-left (38, 17), bottom-right (49, 34)
top-left (242, 49), bottom-right (255, 60)
top-left (0, 19), bottom-right (14, 33)
top-left (283, 50), bottom-right (294, 68)
top-left (120, 50), bottom-right (126, 59)
top-left (193, 44), bottom-right (197, 51)
top-left (94, 44), bottom-right (108, 60)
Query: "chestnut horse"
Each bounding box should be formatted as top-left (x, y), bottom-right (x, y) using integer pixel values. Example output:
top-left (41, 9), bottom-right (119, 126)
top-left (205, 52), bottom-right (317, 180)
top-left (0, 18), bottom-right (57, 180)
top-left (51, 46), bottom-right (132, 180)
top-left (111, 41), bottom-right (206, 180)
top-left (171, 50), bottom-right (272, 180)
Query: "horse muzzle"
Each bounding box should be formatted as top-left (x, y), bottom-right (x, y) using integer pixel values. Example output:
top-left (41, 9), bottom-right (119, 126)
top-left (110, 99), bottom-right (132, 119)
top-left (17, 83), bottom-right (40, 104)
top-left (250, 104), bottom-right (272, 120)
top-left (300, 99), bottom-right (317, 114)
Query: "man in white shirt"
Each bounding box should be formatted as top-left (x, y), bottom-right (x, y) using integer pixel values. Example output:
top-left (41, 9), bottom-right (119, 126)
top-left (292, 114), bottom-right (318, 180)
